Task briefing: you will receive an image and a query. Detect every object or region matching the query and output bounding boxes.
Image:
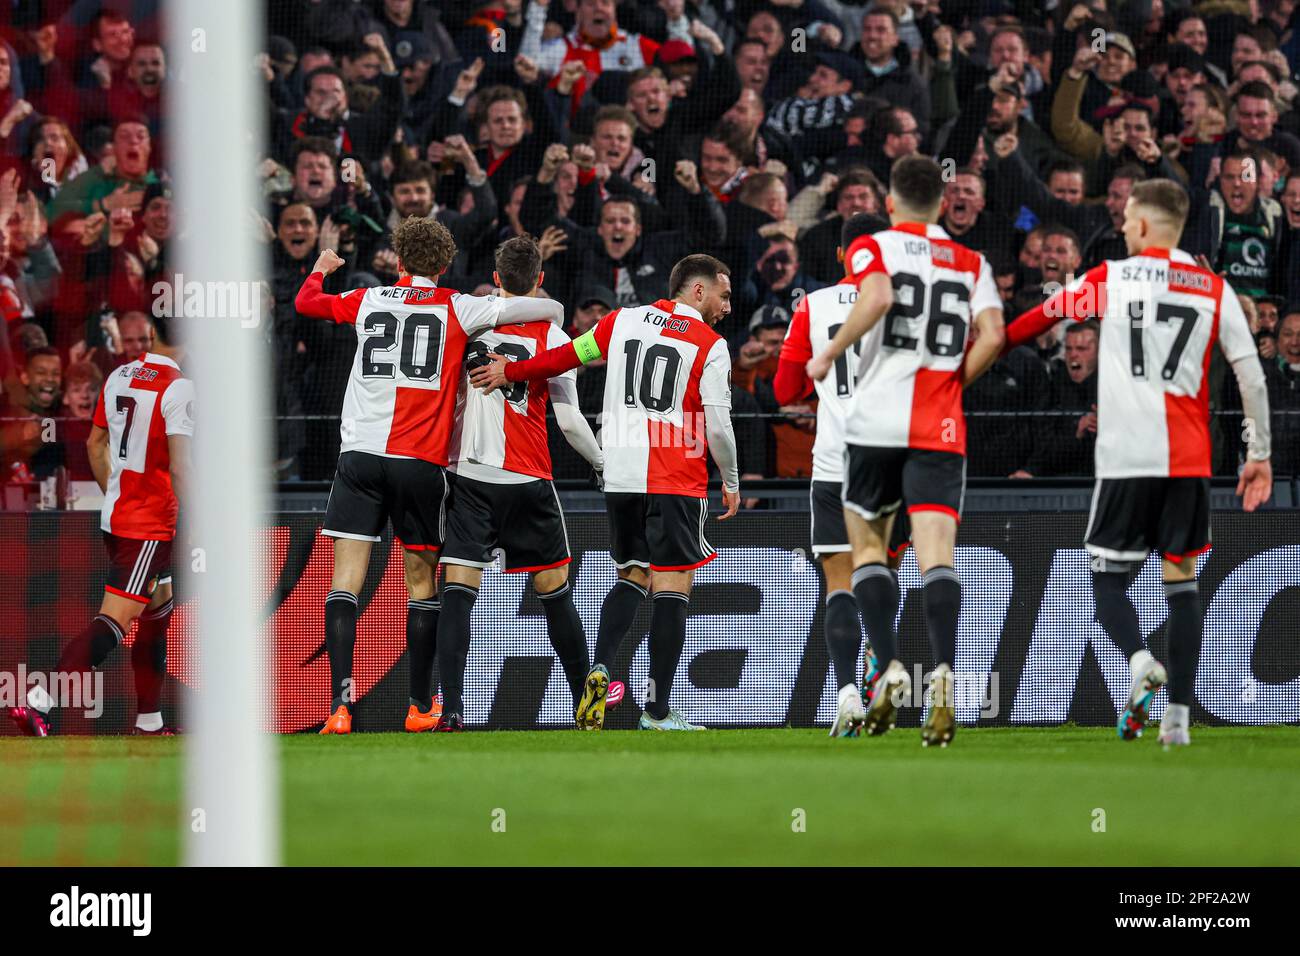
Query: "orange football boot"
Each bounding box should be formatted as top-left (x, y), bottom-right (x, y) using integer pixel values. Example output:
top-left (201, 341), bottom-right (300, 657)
top-left (319, 705), bottom-right (352, 735)
top-left (404, 698), bottom-right (444, 732)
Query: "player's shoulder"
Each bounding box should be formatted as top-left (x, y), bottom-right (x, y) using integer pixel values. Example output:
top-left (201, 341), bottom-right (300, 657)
top-left (119, 353), bottom-right (185, 391)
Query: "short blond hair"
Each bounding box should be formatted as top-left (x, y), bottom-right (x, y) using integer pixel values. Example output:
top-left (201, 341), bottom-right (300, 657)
top-left (1129, 179), bottom-right (1190, 229)
top-left (392, 216), bottom-right (457, 278)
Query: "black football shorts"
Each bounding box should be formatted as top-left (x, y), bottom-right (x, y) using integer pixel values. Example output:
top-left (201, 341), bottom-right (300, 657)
top-left (811, 479), bottom-right (910, 558)
top-left (1085, 476), bottom-right (1211, 566)
top-left (842, 444), bottom-right (966, 523)
top-left (441, 473), bottom-right (571, 574)
top-left (606, 492), bottom-right (716, 572)
top-left (322, 450), bottom-right (449, 551)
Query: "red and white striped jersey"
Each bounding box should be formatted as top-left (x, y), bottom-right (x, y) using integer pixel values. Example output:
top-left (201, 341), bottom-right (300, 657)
top-left (589, 299), bottom-right (731, 496)
top-left (780, 278), bottom-right (867, 482)
top-left (93, 352), bottom-right (194, 540)
top-left (1008, 247), bottom-right (1256, 478)
top-left (842, 222), bottom-right (1001, 454)
top-left (294, 274), bottom-right (563, 466)
top-left (526, 6), bottom-right (660, 107)
top-left (450, 320), bottom-right (574, 482)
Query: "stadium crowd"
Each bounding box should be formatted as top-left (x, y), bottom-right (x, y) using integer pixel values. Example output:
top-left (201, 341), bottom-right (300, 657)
top-left (2, 0), bottom-right (1300, 505)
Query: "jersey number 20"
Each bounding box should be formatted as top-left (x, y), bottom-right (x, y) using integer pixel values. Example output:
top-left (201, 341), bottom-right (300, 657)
top-left (361, 311), bottom-right (444, 381)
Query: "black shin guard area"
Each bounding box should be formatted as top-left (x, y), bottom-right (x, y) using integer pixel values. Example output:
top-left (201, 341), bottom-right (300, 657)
top-left (436, 585), bottom-right (478, 717)
top-left (1091, 571), bottom-right (1143, 658)
top-left (824, 591), bottom-right (862, 690)
top-left (645, 591), bottom-right (688, 721)
top-left (324, 591), bottom-right (359, 712)
top-left (851, 564), bottom-right (899, 666)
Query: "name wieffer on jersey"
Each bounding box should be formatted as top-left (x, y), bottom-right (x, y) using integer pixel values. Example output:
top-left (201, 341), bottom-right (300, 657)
top-left (337, 280), bottom-right (519, 466)
top-left (1063, 250), bottom-right (1256, 478)
top-left (592, 299), bottom-right (731, 496)
top-left (451, 320), bottom-right (573, 481)
top-left (781, 279), bottom-right (864, 482)
top-left (94, 353), bottom-right (194, 540)
top-left (842, 223), bottom-right (1001, 455)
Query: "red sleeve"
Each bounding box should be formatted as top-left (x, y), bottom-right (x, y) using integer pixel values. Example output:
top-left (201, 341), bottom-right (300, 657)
top-left (844, 235), bottom-right (887, 285)
top-left (505, 342), bottom-right (583, 383)
top-left (294, 272), bottom-right (364, 324)
top-left (780, 295), bottom-right (813, 363)
top-left (774, 296), bottom-right (813, 404)
top-left (92, 385), bottom-right (107, 428)
top-left (773, 357), bottom-right (812, 405)
top-left (1003, 263), bottom-right (1108, 353)
top-left (506, 308), bottom-right (617, 382)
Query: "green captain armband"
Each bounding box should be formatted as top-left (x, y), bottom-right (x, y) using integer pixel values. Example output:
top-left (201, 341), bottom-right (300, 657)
top-left (574, 329), bottom-right (604, 365)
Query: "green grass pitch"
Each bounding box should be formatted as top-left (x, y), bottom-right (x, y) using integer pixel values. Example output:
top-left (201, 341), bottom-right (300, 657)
top-left (3, 726), bottom-right (1298, 866)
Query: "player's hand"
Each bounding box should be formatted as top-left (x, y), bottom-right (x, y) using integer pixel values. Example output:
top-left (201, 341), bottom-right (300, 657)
top-left (469, 351), bottom-right (511, 393)
top-left (313, 247), bottom-right (345, 276)
top-left (1237, 459), bottom-right (1273, 512)
top-left (719, 486), bottom-right (740, 520)
top-left (806, 353), bottom-right (833, 382)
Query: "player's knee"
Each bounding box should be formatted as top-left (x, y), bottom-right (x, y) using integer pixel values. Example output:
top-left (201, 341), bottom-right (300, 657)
top-left (533, 565), bottom-right (569, 594)
top-left (401, 549), bottom-right (436, 597)
top-left (1161, 556), bottom-right (1197, 584)
top-left (620, 565), bottom-right (650, 590)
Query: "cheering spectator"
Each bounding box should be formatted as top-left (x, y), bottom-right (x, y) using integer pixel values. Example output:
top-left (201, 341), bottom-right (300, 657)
top-left (1014, 321), bottom-right (1100, 479)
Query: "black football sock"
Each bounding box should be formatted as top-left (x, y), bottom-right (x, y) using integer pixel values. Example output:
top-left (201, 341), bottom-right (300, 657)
top-left (131, 599), bottom-right (173, 715)
top-left (593, 578), bottom-right (647, 669)
top-left (644, 590), bottom-right (689, 721)
top-left (538, 581), bottom-right (589, 706)
top-left (1164, 579), bottom-right (1202, 706)
top-left (1091, 570), bottom-right (1143, 658)
top-left (851, 563), bottom-right (899, 666)
top-left (406, 597), bottom-right (440, 711)
top-left (921, 566), bottom-right (961, 668)
top-left (324, 590), bottom-right (358, 713)
top-left (436, 583), bottom-right (477, 717)
top-left (44, 614), bottom-right (124, 712)
top-left (824, 590), bottom-right (863, 690)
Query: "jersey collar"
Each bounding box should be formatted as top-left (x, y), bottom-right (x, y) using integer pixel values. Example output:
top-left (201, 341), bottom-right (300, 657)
top-left (1138, 247), bottom-right (1196, 264)
top-left (396, 275), bottom-right (438, 288)
top-left (662, 299), bottom-right (702, 321)
top-left (891, 221), bottom-right (950, 240)
top-left (142, 351), bottom-right (180, 370)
